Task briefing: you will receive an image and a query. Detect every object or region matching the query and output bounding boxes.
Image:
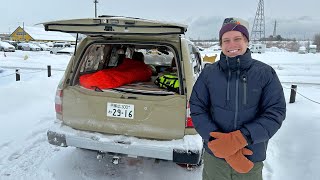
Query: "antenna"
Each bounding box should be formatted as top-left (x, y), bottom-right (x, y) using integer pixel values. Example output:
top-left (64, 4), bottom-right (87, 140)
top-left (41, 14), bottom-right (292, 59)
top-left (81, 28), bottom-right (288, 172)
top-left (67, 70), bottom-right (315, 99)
top-left (251, 0), bottom-right (265, 43)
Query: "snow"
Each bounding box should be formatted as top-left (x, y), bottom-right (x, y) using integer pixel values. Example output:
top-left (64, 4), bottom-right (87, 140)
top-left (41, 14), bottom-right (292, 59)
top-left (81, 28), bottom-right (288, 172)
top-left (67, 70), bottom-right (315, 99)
top-left (1, 50), bottom-right (320, 179)
top-left (21, 26), bottom-right (76, 42)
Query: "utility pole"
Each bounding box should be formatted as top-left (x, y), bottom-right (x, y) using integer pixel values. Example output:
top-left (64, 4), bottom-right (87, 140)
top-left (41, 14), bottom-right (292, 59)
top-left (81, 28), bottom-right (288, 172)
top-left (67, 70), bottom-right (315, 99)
top-left (273, 20), bottom-right (277, 38)
top-left (23, 22), bottom-right (25, 41)
top-left (94, 0), bottom-right (99, 18)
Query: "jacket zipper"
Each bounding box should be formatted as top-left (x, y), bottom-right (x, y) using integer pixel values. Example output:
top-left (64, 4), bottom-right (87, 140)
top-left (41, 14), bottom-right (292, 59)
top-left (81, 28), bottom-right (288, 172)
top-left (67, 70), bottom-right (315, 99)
top-left (234, 58), bottom-right (240, 129)
top-left (226, 58), bottom-right (231, 102)
top-left (242, 75), bottom-right (247, 105)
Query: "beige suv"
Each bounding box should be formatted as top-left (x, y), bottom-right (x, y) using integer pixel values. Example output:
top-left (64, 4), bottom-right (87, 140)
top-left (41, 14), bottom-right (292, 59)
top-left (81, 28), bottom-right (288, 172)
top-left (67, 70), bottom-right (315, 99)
top-left (46, 16), bottom-right (204, 166)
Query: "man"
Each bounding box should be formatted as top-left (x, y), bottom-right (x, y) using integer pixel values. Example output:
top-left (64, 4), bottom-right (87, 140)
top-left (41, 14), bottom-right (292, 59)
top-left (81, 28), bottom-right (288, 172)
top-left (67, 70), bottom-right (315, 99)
top-left (190, 17), bottom-right (286, 180)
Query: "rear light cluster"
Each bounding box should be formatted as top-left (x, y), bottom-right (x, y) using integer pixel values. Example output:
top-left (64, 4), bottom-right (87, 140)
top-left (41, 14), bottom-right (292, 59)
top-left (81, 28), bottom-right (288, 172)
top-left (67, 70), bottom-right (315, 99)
top-left (55, 88), bottom-right (63, 119)
top-left (186, 102), bottom-right (194, 128)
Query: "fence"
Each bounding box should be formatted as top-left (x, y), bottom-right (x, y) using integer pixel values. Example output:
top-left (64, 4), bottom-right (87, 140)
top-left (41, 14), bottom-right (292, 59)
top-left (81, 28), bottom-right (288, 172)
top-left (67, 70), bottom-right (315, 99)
top-left (1, 67), bottom-right (320, 105)
top-left (0, 65), bottom-right (55, 81)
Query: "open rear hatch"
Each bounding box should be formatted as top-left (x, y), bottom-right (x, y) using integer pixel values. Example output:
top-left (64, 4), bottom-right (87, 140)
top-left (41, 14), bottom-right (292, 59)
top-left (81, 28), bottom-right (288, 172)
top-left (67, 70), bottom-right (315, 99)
top-left (46, 17), bottom-right (189, 140)
top-left (43, 16), bottom-right (187, 36)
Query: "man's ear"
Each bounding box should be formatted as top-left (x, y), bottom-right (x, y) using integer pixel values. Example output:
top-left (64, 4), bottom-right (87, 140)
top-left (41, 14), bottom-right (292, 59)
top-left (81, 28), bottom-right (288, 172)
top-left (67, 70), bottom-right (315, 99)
top-left (243, 34), bottom-right (249, 44)
top-left (244, 38), bottom-right (249, 47)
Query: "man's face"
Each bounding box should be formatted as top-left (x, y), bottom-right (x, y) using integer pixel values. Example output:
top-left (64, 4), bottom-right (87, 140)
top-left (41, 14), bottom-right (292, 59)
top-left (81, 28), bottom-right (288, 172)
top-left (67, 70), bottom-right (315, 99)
top-left (221, 31), bottom-right (248, 58)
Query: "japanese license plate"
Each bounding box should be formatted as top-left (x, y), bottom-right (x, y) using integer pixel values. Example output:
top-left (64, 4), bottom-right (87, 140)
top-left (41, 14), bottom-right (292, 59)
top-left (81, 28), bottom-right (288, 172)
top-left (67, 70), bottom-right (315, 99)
top-left (107, 103), bottom-right (134, 119)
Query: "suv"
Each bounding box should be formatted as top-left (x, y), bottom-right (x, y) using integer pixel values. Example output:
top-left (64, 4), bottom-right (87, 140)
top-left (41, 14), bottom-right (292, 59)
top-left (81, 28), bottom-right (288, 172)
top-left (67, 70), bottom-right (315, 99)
top-left (50, 42), bottom-right (71, 54)
top-left (45, 16), bottom-right (204, 166)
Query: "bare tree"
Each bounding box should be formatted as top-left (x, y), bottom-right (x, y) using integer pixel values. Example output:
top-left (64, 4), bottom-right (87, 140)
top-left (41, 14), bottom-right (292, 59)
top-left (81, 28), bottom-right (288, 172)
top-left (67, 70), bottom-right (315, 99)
top-left (314, 33), bottom-right (320, 52)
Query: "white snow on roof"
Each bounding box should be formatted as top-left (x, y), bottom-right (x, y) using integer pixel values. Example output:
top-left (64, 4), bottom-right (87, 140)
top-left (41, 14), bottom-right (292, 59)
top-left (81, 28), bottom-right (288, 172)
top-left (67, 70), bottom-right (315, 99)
top-left (23, 26), bottom-right (76, 42)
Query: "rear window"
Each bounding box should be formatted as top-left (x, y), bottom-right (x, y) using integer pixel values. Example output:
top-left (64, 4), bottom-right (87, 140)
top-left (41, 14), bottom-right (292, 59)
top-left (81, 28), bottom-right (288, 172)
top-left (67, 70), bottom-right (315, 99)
top-left (79, 44), bottom-right (176, 74)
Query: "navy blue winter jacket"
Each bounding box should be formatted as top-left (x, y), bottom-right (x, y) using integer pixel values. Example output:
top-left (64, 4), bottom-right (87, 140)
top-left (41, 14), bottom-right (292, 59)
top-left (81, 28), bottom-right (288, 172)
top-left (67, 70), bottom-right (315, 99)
top-left (190, 49), bottom-right (286, 162)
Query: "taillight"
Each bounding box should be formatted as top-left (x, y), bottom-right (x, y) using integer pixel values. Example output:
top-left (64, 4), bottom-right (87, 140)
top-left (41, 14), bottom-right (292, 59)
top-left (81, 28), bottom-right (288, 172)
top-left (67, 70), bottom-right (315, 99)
top-left (55, 88), bottom-right (63, 119)
top-left (186, 102), bottom-right (194, 128)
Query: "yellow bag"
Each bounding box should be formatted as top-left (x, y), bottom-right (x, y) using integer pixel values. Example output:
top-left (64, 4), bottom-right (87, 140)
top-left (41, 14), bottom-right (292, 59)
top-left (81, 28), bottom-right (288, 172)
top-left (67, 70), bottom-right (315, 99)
top-left (154, 74), bottom-right (179, 93)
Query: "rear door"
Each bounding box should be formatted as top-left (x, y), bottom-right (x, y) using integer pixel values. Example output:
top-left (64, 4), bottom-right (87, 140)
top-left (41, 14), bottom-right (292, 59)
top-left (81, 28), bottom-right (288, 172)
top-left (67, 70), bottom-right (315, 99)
top-left (43, 16), bottom-right (187, 36)
top-left (63, 87), bottom-right (187, 140)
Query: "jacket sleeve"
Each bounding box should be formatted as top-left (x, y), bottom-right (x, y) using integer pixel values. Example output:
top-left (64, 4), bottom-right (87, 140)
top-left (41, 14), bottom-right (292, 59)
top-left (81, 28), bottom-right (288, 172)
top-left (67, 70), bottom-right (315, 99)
top-left (241, 68), bottom-right (286, 145)
top-left (190, 70), bottom-right (220, 143)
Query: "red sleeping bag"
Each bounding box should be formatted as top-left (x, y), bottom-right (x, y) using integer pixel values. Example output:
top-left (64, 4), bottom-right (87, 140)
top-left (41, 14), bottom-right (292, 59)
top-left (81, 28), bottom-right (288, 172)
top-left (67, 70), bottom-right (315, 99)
top-left (79, 58), bottom-right (152, 89)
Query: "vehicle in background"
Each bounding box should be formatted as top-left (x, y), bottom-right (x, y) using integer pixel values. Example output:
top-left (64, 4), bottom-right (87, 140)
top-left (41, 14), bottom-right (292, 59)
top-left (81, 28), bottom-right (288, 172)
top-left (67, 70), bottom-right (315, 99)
top-left (309, 45), bottom-right (317, 53)
top-left (30, 42), bottom-right (51, 51)
top-left (17, 42), bottom-right (41, 51)
top-left (46, 42), bottom-right (54, 48)
top-left (298, 46), bottom-right (307, 54)
top-left (3, 40), bottom-right (19, 49)
top-left (249, 43), bottom-right (266, 53)
top-left (196, 46), bottom-right (204, 51)
top-left (50, 42), bottom-right (71, 54)
top-left (209, 45), bottom-right (221, 51)
top-left (56, 46), bottom-right (75, 55)
top-left (45, 16), bottom-right (204, 167)
top-left (0, 41), bottom-right (16, 52)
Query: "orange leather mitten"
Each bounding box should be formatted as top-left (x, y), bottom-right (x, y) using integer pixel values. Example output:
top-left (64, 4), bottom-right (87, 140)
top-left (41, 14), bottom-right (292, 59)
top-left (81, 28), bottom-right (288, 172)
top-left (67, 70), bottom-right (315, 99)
top-left (208, 130), bottom-right (248, 158)
top-left (225, 148), bottom-right (254, 173)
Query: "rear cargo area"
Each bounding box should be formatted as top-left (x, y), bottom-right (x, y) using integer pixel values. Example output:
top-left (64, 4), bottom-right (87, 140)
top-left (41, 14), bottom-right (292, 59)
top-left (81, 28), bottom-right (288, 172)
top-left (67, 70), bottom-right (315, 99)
top-left (75, 43), bottom-right (181, 94)
top-left (61, 42), bottom-right (187, 140)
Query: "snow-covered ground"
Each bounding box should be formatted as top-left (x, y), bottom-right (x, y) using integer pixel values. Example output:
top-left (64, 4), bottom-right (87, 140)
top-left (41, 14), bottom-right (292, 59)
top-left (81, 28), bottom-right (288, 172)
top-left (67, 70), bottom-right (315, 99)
top-left (0, 50), bottom-right (320, 179)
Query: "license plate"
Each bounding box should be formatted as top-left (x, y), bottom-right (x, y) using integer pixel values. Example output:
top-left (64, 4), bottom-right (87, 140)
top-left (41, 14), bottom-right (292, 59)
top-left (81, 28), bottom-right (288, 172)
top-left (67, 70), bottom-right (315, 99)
top-left (107, 103), bottom-right (134, 119)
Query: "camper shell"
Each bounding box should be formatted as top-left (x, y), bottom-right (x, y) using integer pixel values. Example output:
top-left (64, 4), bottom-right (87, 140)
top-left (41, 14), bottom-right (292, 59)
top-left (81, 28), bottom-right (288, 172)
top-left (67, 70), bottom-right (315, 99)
top-left (45, 16), bottom-right (204, 166)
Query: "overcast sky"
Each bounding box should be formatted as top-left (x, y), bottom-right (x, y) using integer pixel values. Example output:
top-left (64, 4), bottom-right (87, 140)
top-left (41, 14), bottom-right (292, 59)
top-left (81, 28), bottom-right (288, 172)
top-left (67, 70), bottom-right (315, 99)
top-left (1, 0), bottom-right (320, 40)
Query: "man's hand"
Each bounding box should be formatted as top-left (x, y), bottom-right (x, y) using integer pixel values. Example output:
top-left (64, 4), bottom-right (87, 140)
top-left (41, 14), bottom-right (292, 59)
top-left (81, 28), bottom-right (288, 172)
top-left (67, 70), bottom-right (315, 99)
top-left (225, 148), bottom-right (254, 173)
top-left (208, 130), bottom-right (247, 158)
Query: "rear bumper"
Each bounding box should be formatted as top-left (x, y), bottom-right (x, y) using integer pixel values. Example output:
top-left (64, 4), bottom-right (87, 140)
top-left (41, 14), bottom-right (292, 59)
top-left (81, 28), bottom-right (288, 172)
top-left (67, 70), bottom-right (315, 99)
top-left (47, 120), bottom-right (203, 165)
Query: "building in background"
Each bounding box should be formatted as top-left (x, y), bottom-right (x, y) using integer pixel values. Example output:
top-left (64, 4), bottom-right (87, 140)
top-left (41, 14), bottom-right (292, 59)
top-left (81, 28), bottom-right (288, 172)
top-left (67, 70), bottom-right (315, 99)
top-left (0, 33), bottom-right (10, 41)
top-left (10, 26), bottom-right (76, 43)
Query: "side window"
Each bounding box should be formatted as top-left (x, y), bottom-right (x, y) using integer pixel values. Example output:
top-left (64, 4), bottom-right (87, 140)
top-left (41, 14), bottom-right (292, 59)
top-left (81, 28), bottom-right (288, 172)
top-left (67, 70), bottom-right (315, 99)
top-left (80, 44), bottom-right (107, 73)
top-left (188, 44), bottom-right (202, 79)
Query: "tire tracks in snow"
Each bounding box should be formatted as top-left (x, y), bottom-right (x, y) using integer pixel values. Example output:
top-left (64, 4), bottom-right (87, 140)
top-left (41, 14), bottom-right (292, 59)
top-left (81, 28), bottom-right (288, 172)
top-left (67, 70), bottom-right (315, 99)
top-left (0, 141), bottom-right (10, 151)
top-left (0, 116), bottom-right (57, 178)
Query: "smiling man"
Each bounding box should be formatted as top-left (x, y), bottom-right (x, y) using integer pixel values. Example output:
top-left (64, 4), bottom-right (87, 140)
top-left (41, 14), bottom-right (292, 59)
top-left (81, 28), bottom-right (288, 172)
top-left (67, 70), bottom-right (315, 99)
top-left (190, 17), bottom-right (286, 180)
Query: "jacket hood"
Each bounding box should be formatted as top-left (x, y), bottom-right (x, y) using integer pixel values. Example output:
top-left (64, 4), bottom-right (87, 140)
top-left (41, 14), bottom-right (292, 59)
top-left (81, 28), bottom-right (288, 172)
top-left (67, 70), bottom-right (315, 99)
top-left (219, 48), bottom-right (253, 72)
